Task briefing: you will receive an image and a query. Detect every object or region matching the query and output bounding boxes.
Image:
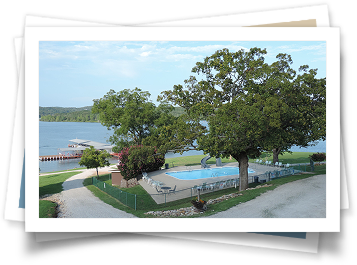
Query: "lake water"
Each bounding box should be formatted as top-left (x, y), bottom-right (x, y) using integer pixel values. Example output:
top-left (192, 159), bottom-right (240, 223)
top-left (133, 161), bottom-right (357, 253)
top-left (39, 121), bottom-right (326, 173)
top-left (39, 121), bottom-right (203, 172)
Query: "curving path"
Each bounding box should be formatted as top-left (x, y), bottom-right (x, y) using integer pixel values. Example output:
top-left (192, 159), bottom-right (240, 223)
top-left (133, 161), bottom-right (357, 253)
top-left (56, 167), bottom-right (137, 218)
top-left (205, 174), bottom-right (326, 218)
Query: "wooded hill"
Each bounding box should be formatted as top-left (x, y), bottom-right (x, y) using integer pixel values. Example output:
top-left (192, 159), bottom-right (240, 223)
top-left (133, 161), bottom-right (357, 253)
top-left (39, 106), bottom-right (93, 117)
top-left (39, 106), bottom-right (98, 122)
top-left (39, 106), bottom-right (185, 122)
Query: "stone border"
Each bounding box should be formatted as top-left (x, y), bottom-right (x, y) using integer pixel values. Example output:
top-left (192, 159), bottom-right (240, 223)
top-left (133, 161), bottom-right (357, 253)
top-left (144, 183), bottom-right (273, 217)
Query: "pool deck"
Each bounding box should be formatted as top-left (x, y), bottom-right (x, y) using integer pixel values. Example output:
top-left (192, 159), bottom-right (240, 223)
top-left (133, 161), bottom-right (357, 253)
top-left (139, 162), bottom-right (284, 204)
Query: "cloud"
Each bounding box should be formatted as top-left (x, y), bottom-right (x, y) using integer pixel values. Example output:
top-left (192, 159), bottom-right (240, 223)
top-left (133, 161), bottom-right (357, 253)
top-left (74, 44), bottom-right (92, 49)
top-left (140, 51), bottom-right (152, 57)
top-left (167, 44), bottom-right (246, 54)
top-left (164, 53), bottom-right (202, 62)
top-left (39, 41), bottom-right (254, 82)
top-left (276, 43), bottom-right (326, 55)
top-left (94, 59), bottom-right (137, 78)
top-left (41, 49), bottom-right (60, 57)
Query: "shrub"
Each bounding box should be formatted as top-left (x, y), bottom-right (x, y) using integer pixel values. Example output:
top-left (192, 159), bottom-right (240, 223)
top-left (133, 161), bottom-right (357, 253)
top-left (117, 145), bottom-right (165, 180)
top-left (309, 152), bottom-right (326, 162)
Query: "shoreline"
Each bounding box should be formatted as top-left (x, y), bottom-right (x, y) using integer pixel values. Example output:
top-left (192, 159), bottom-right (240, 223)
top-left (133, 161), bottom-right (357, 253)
top-left (39, 152), bottom-right (326, 174)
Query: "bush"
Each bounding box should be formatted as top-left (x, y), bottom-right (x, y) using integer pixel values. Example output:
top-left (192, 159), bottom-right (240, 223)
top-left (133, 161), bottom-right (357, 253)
top-left (309, 152), bottom-right (326, 162)
top-left (117, 145), bottom-right (165, 180)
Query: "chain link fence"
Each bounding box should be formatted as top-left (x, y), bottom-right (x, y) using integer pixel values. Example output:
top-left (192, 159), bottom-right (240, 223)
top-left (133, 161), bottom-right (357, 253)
top-left (91, 163), bottom-right (315, 211)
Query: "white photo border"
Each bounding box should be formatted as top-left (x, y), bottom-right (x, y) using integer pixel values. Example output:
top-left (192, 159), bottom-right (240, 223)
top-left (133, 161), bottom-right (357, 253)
top-left (25, 26), bottom-right (340, 232)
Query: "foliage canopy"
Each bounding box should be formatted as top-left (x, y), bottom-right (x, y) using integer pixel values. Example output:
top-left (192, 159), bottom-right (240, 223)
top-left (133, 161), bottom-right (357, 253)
top-left (117, 145), bottom-right (165, 180)
top-left (158, 48), bottom-right (326, 191)
top-left (92, 88), bottom-right (177, 152)
top-left (78, 146), bottom-right (111, 177)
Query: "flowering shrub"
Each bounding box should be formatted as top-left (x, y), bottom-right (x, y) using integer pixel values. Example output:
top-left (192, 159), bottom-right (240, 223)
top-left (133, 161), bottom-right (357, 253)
top-left (195, 197), bottom-right (206, 204)
top-left (309, 152), bottom-right (326, 162)
top-left (117, 145), bottom-right (165, 180)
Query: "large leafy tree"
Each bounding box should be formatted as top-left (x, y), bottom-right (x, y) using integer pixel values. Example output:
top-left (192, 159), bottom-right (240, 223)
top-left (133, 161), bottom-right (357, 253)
top-left (92, 87), bottom-right (176, 152)
top-left (253, 54), bottom-right (326, 163)
top-left (158, 48), bottom-right (326, 191)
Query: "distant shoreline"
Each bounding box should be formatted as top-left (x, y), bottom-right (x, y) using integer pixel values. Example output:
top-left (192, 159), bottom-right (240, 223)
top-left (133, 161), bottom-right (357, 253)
top-left (39, 120), bottom-right (100, 123)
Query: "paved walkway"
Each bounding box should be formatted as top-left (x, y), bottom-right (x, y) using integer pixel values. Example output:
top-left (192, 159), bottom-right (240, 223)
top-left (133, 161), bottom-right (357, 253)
top-left (204, 174), bottom-right (326, 218)
top-left (52, 167), bottom-right (137, 218)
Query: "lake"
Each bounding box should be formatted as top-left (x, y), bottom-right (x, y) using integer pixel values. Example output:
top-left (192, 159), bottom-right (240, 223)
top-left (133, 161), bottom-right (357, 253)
top-left (39, 121), bottom-right (326, 173)
top-left (39, 121), bottom-right (203, 172)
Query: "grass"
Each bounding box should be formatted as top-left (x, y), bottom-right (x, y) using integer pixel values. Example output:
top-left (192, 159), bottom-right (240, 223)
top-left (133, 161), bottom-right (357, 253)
top-left (40, 167), bottom-right (85, 175)
top-left (83, 161), bottom-right (326, 218)
top-left (39, 171), bottom-right (81, 197)
top-left (249, 151), bottom-right (319, 164)
top-left (165, 152), bottom-right (318, 168)
top-left (39, 163), bottom-right (117, 175)
top-left (39, 200), bottom-right (57, 218)
top-left (39, 153), bottom-right (325, 218)
top-left (39, 171), bottom-right (81, 218)
top-left (198, 164), bottom-right (326, 217)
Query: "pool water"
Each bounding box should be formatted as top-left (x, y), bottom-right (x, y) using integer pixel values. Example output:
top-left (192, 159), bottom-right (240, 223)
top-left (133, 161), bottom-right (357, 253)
top-left (166, 167), bottom-right (255, 180)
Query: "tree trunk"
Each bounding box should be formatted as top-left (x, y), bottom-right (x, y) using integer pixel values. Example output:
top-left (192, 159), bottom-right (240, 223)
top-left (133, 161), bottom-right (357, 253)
top-left (272, 148), bottom-right (281, 165)
top-left (234, 152), bottom-right (249, 191)
top-left (96, 167), bottom-right (99, 177)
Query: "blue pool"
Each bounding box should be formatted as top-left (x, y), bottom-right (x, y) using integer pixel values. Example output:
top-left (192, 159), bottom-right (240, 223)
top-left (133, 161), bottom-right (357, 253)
top-left (166, 167), bottom-right (255, 180)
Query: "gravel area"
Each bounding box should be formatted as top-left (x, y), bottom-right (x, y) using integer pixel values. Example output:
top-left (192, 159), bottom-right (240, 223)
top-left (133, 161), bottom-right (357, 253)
top-left (204, 174), bottom-right (326, 218)
top-left (43, 167), bottom-right (137, 218)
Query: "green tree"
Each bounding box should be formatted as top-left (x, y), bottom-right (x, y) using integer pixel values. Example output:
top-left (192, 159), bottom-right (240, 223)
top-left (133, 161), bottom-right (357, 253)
top-left (255, 55), bottom-right (326, 163)
top-left (158, 48), bottom-right (326, 191)
top-left (92, 87), bottom-right (177, 152)
top-left (78, 146), bottom-right (111, 177)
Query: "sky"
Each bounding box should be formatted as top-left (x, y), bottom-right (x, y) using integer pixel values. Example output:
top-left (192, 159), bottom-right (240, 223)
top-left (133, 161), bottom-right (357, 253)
top-left (39, 41), bottom-right (326, 108)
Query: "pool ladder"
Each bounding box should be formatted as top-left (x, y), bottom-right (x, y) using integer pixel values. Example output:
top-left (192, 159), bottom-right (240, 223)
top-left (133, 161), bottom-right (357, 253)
top-left (211, 172), bottom-right (219, 178)
top-left (186, 166), bottom-right (192, 172)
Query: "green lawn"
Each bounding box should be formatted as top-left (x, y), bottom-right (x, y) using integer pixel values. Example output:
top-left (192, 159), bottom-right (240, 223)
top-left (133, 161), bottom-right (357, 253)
top-left (39, 171), bottom-right (81, 218)
top-left (84, 162), bottom-right (326, 218)
top-left (249, 151), bottom-right (326, 164)
top-left (39, 200), bottom-right (57, 218)
top-left (165, 152), bottom-right (319, 168)
top-left (39, 167), bottom-right (85, 175)
top-left (39, 171), bottom-right (81, 197)
top-left (41, 153), bottom-right (326, 218)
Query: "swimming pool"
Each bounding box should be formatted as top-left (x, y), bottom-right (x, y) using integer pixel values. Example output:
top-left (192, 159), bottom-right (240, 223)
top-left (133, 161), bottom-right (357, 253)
top-left (166, 167), bottom-right (255, 180)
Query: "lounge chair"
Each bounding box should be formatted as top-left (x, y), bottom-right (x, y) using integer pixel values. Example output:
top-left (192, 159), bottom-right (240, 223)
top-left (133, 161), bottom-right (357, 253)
top-left (278, 162), bottom-right (283, 167)
top-left (213, 182), bottom-right (220, 190)
top-left (233, 178), bottom-right (238, 188)
top-left (230, 179), bottom-right (235, 186)
top-left (275, 162), bottom-right (279, 167)
top-left (142, 172), bottom-right (148, 181)
top-left (201, 183), bottom-right (208, 191)
top-left (192, 185), bottom-right (198, 194)
top-left (169, 185), bottom-right (176, 194)
top-left (286, 163), bottom-right (290, 168)
top-left (219, 181), bottom-right (225, 189)
top-left (265, 161), bottom-right (269, 166)
top-left (259, 160), bottom-right (263, 164)
top-left (155, 186), bottom-right (163, 194)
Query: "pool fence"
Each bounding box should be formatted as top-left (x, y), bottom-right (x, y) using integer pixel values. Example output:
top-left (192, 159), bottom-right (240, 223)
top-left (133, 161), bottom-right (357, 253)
top-left (90, 163), bottom-right (318, 211)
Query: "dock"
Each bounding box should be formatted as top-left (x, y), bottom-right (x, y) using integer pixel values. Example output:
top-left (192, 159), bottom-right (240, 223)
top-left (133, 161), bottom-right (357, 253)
top-left (39, 139), bottom-right (116, 162)
top-left (39, 154), bottom-right (82, 161)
